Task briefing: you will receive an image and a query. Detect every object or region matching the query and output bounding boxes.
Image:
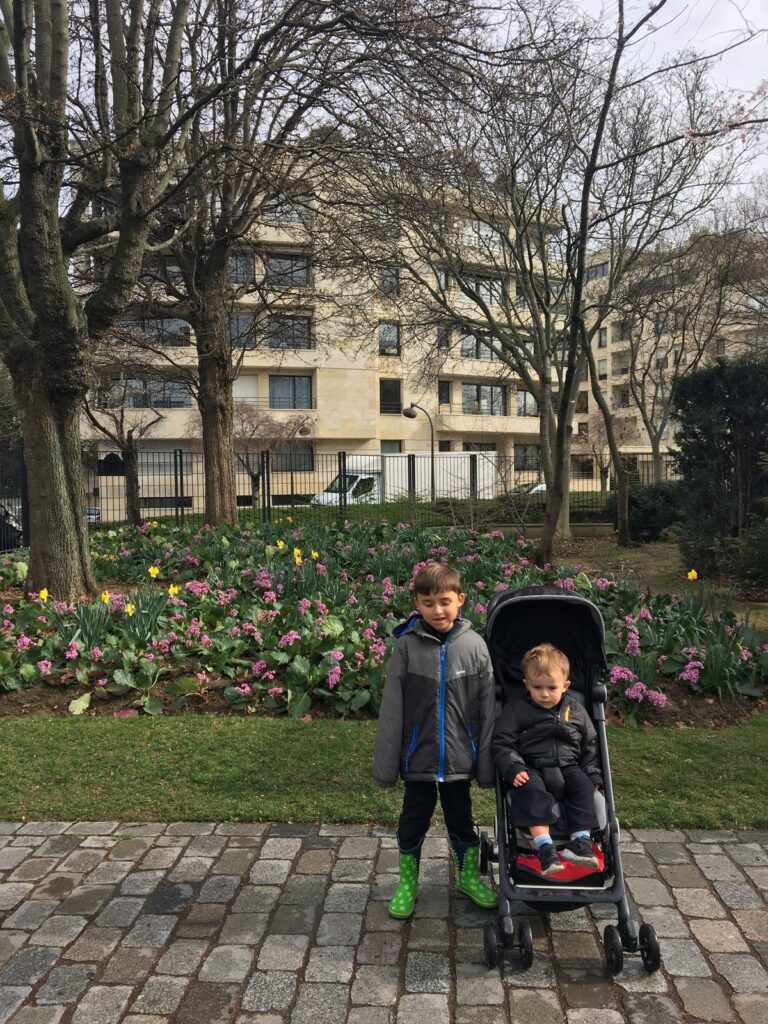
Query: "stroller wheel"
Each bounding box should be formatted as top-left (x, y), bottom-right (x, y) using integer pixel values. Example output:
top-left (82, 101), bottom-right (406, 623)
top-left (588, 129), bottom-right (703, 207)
top-left (483, 921), bottom-right (499, 969)
top-left (639, 923), bottom-right (661, 973)
top-left (518, 921), bottom-right (534, 969)
top-left (603, 925), bottom-right (624, 974)
top-left (480, 831), bottom-right (490, 875)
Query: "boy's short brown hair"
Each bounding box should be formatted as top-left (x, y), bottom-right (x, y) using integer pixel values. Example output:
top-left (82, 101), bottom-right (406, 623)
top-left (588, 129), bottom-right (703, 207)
top-left (412, 562), bottom-right (462, 596)
top-left (521, 643), bottom-right (570, 679)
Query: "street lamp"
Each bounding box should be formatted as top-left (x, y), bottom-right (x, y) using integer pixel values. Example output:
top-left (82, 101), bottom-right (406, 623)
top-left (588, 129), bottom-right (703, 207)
top-left (402, 402), bottom-right (436, 503)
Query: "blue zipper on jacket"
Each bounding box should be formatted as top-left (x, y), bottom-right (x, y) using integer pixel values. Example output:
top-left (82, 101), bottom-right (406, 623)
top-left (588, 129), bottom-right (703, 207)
top-left (404, 725), bottom-right (419, 773)
top-left (437, 637), bottom-right (449, 781)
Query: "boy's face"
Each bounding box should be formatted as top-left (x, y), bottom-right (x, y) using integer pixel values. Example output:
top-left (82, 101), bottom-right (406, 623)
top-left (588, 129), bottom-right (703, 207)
top-left (415, 588), bottom-right (465, 633)
top-left (524, 666), bottom-right (570, 708)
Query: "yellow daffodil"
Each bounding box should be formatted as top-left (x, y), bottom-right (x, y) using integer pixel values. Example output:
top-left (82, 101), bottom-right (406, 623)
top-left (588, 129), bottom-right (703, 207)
top-left (168, 583), bottom-right (179, 596)
top-left (687, 569), bottom-right (698, 581)
top-left (311, 550), bottom-right (319, 560)
top-left (148, 566), bottom-right (160, 579)
top-left (125, 603), bottom-right (136, 616)
top-left (293, 547), bottom-right (303, 566)
top-left (100, 590), bottom-right (110, 604)
top-left (286, 515), bottom-right (293, 524)
top-left (38, 588), bottom-right (49, 603)
top-left (276, 539), bottom-right (286, 550)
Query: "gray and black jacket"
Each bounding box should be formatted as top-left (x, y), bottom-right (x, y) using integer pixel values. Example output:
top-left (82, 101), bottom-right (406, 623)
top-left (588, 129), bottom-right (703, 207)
top-left (491, 693), bottom-right (603, 786)
top-left (373, 615), bottom-right (496, 788)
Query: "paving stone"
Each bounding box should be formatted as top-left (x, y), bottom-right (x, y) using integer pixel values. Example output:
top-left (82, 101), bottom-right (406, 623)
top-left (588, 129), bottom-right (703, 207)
top-left (659, 938), bottom-right (711, 977)
top-left (710, 952), bottom-right (768, 992)
top-left (365, 901), bottom-right (406, 933)
top-left (396, 993), bottom-right (449, 1024)
top-left (673, 978), bottom-right (735, 1021)
top-left (155, 938), bottom-right (208, 975)
top-left (172, 982), bottom-right (240, 1024)
top-left (358, 932), bottom-right (403, 965)
top-left (619, 854), bottom-right (657, 879)
top-left (319, 825), bottom-right (369, 837)
top-left (258, 838), bottom-right (301, 859)
top-left (316, 912), bottom-right (363, 946)
top-left (712, 880), bottom-right (765, 910)
top-left (626, 878), bottom-right (674, 907)
top-left (57, 851), bottom-right (105, 874)
top-left (70, 985), bottom-right (132, 1024)
top-left (0, 988), bottom-right (29, 1023)
top-left (621, 994), bottom-right (683, 1024)
top-left (347, 1009), bottom-right (393, 1024)
top-left (0, 827), bottom-right (18, 836)
top-left (733, 908), bottom-right (768, 940)
top-left (17, 824), bottom-right (71, 837)
top-left (352, 965), bottom-right (399, 1005)
top-left (219, 912), bottom-right (268, 945)
top-left (29, 915), bottom-right (86, 947)
top-left (295, 850), bottom-right (333, 874)
top-left (332, 859), bottom-right (371, 882)
top-left (566, 1012), bottom-right (623, 1024)
top-left (128, 975), bottom-right (188, 1015)
top-left (324, 884), bottom-right (370, 913)
top-left (454, 959), bottom-right (504, 1004)
top-left (0, 852), bottom-right (31, 872)
top-left (84, 863), bottom-right (130, 885)
top-left (638, 907), bottom-right (689, 938)
top-left (0, 947), bottom-right (59, 985)
top-left (270, 904), bottom-right (318, 935)
top-left (231, 886), bottom-right (280, 915)
top-left (549, 909), bottom-right (592, 932)
top-left (290, 981), bottom-right (350, 1024)
top-left (212, 849), bottom-right (257, 875)
top-left (119, 871), bottom-right (167, 897)
top-left (98, 945), bottom-right (156, 983)
top-left (732, 994), bottom-right (768, 1024)
top-left (408, 917), bottom-right (449, 950)
top-left (198, 875), bottom-right (240, 904)
top-left (689, 918), bottom-right (749, 952)
top-left (241, 971), bottom-right (297, 1012)
top-left (728, 844), bottom-right (768, 867)
top-left (96, 897), bottom-right (144, 927)
top-left (198, 945), bottom-right (254, 983)
top-left (66, 822), bottom-right (118, 836)
top-left (120, 823), bottom-right (167, 836)
top-left (0, 886), bottom-right (33, 912)
top-left (248, 861), bottom-right (292, 885)
top-left (411, 887), bottom-right (449, 919)
top-left (2, 902), bottom-right (58, 930)
top-left (405, 950), bottom-right (449, 994)
top-left (140, 848), bottom-right (181, 871)
top-left (339, 838), bottom-right (379, 859)
top-left (280, 875), bottom-right (327, 906)
top-left (176, 903), bottom-right (226, 939)
top-left (755, 940), bottom-right (768, 969)
top-left (507, 989), bottom-right (564, 1024)
top-left (556, 965), bottom-right (617, 1008)
top-left (502, 955), bottom-right (556, 989)
top-left (419, 861), bottom-right (450, 886)
top-left (123, 914), bottom-right (177, 947)
top-left (7, 1008), bottom-right (65, 1024)
top-left (119, 1018), bottom-right (168, 1024)
top-left (632, 830), bottom-right (687, 844)
top-left (79, 837), bottom-right (117, 850)
top-left (614, 958), bottom-right (669, 993)
top-left (658, 864), bottom-right (707, 888)
top-left (686, 830), bottom-right (738, 844)
top-left (109, 838), bottom-right (152, 861)
top-left (215, 823), bottom-right (267, 837)
top-left (268, 823), bottom-right (316, 838)
top-left (143, 883), bottom-right (194, 915)
top-left (746, 868), bottom-right (768, 893)
top-left (551, 930), bottom-right (601, 964)
top-left (257, 933), bottom-right (309, 971)
top-left (304, 944), bottom-right (355, 983)
top-left (165, 823), bottom-right (216, 836)
top-left (673, 889), bottom-right (726, 919)
top-left (35, 963), bottom-right (97, 1003)
top-left (185, 837), bottom-right (226, 858)
top-left (57, 886), bottom-right (114, 915)
top-left (645, 844), bottom-right (691, 865)
top-left (694, 855), bottom-right (745, 882)
top-left (168, 858), bottom-right (215, 883)
top-left (0, 933), bottom-right (26, 966)
top-left (65, 926), bottom-right (121, 961)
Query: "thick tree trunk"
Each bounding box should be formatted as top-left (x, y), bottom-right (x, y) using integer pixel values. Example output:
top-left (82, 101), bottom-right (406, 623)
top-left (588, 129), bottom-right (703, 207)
top-left (652, 443), bottom-right (665, 484)
top-left (615, 462), bottom-right (631, 546)
top-left (192, 290), bottom-right (238, 525)
top-left (124, 443), bottom-right (142, 528)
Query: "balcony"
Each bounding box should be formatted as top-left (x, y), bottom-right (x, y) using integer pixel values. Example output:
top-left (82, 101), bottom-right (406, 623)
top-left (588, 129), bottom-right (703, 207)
top-left (436, 402), bottom-right (540, 435)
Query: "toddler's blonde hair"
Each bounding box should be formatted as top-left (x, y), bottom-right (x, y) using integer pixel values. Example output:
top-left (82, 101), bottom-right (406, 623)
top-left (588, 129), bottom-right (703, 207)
top-left (521, 643), bottom-right (570, 679)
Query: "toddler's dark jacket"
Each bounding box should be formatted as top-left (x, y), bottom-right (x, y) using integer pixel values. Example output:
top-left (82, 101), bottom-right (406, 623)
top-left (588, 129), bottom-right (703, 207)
top-left (373, 615), bottom-right (496, 788)
top-left (491, 693), bottom-right (603, 786)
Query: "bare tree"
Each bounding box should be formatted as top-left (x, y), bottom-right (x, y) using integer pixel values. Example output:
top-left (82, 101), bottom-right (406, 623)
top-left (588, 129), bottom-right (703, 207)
top-left (233, 402), bottom-right (315, 508)
top-left (571, 410), bottom-right (640, 492)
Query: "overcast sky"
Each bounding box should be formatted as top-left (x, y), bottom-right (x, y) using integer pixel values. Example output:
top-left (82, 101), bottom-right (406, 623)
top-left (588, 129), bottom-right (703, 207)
top-left (576, 1), bottom-right (768, 93)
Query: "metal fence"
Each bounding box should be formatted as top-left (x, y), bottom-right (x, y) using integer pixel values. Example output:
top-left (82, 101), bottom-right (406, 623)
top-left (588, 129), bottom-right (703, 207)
top-left (0, 445), bottom-right (679, 550)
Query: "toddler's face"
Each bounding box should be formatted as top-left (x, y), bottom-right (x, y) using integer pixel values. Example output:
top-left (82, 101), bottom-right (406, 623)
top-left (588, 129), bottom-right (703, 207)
top-left (524, 667), bottom-right (570, 708)
top-left (415, 588), bottom-right (465, 633)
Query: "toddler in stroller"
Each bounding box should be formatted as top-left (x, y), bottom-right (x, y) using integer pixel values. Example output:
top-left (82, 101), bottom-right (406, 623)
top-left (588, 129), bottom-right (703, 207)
top-left (477, 585), bottom-right (661, 976)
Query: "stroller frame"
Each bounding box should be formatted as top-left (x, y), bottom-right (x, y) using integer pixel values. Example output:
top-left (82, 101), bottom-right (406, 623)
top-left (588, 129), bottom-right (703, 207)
top-left (479, 585), bottom-right (660, 975)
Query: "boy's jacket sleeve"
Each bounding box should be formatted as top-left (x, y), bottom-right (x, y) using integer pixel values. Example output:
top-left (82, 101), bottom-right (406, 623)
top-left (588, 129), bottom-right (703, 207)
top-left (475, 648), bottom-right (497, 788)
top-left (372, 640), bottom-right (406, 788)
top-left (491, 703), bottom-right (526, 783)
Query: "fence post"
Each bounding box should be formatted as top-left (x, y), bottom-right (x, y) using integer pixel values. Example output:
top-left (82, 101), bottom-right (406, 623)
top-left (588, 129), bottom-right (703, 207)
top-left (469, 453), bottom-right (478, 502)
top-left (260, 450), bottom-right (271, 524)
top-left (173, 449), bottom-right (186, 524)
top-left (338, 451), bottom-right (347, 512)
top-left (20, 446), bottom-right (30, 547)
top-left (407, 453), bottom-right (416, 498)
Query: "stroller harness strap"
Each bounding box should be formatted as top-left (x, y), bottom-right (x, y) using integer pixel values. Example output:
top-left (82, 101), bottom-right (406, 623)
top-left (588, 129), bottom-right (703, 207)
top-left (526, 755), bottom-right (561, 769)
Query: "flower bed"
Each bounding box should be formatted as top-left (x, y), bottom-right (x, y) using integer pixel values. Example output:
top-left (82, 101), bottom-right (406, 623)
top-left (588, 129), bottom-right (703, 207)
top-left (0, 522), bottom-right (765, 720)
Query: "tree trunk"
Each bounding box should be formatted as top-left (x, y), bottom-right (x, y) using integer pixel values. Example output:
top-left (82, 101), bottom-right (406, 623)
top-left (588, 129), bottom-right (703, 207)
top-left (652, 443), bottom-right (665, 484)
top-left (192, 288), bottom-right (238, 526)
top-left (614, 461), bottom-right (630, 546)
top-left (555, 462), bottom-right (571, 542)
top-left (124, 443), bottom-right (142, 528)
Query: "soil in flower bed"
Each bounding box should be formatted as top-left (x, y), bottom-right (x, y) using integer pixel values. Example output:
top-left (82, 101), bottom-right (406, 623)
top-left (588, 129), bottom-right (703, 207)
top-left (2, 678), bottom-right (765, 729)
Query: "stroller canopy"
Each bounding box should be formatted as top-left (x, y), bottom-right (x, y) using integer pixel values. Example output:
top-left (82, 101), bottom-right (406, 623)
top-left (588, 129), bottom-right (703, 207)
top-left (485, 585), bottom-right (608, 703)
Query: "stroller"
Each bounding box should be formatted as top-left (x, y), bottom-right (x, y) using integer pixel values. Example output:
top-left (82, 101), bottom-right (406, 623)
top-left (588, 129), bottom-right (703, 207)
top-left (478, 585), bottom-right (661, 976)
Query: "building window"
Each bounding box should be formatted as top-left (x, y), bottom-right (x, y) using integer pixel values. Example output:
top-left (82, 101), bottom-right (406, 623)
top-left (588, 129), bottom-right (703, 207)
top-left (228, 253), bottom-right (255, 284)
top-left (138, 317), bottom-right (192, 347)
top-left (273, 442), bottom-right (314, 472)
top-left (267, 314), bottom-right (312, 350)
top-left (126, 379), bottom-right (191, 409)
top-left (378, 211), bottom-right (400, 239)
top-left (586, 261), bottom-right (609, 282)
top-left (575, 391), bottom-right (589, 414)
top-left (516, 390), bottom-right (538, 417)
top-left (381, 440), bottom-right (402, 453)
top-left (463, 441), bottom-right (497, 452)
top-left (618, 320), bottom-right (631, 341)
top-left (571, 454), bottom-right (594, 479)
top-left (460, 331), bottom-right (500, 360)
top-left (462, 383), bottom-right (507, 416)
top-left (714, 335), bottom-right (726, 356)
top-left (378, 322), bottom-right (400, 356)
top-left (269, 375), bottom-right (312, 410)
top-left (377, 266), bottom-right (399, 297)
top-left (470, 275), bottom-right (504, 305)
top-left (616, 387), bottom-right (630, 408)
top-left (438, 380), bottom-right (451, 406)
top-left (460, 218), bottom-right (500, 250)
top-left (437, 325), bottom-right (452, 350)
top-left (435, 268), bottom-right (450, 291)
top-left (514, 443), bottom-right (541, 471)
top-left (655, 354), bottom-right (669, 370)
top-left (438, 440), bottom-right (452, 452)
top-left (266, 253), bottom-right (310, 287)
top-left (379, 378), bottom-right (402, 414)
top-left (262, 193), bottom-right (310, 226)
top-left (612, 358), bottom-right (629, 375)
top-left (227, 314), bottom-right (256, 349)
top-left (597, 327), bottom-right (608, 348)
top-left (577, 422), bottom-right (589, 437)
top-left (598, 358), bottom-right (608, 380)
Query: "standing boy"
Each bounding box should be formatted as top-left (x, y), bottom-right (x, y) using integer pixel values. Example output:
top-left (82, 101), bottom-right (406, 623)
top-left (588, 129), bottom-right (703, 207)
top-left (373, 562), bottom-right (498, 919)
top-left (491, 643), bottom-right (602, 876)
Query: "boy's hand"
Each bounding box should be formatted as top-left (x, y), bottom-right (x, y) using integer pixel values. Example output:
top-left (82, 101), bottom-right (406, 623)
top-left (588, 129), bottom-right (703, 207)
top-left (512, 770), bottom-right (529, 787)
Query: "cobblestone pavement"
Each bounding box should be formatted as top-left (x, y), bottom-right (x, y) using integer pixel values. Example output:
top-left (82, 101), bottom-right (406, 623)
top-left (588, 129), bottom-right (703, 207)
top-left (0, 822), bottom-right (767, 1024)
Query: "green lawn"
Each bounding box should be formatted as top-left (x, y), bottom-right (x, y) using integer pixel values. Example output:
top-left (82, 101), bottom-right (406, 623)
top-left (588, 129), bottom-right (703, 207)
top-left (2, 715), bottom-right (766, 829)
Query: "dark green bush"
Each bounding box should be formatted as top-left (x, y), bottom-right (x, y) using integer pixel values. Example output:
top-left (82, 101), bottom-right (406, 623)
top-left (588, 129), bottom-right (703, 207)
top-left (605, 480), bottom-right (686, 542)
top-left (736, 521), bottom-right (768, 590)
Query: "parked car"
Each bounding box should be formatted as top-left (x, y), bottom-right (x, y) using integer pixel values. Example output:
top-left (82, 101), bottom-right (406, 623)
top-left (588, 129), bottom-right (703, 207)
top-left (86, 507), bottom-right (102, 524)
top-left (0, 502), bottom-right (22, 549)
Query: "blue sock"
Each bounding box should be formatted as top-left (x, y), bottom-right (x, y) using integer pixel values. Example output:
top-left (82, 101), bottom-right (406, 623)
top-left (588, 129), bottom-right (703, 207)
top-left (570, 831), bottom-right (590, 841)
top-left (533, 835), bottom-right (554, 849)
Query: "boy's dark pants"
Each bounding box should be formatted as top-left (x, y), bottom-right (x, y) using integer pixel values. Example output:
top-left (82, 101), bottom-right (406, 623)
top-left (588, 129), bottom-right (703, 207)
top-left (397, 780), bottom-right (477, 851)
top-left (507, 765), bottom-right (597, 831)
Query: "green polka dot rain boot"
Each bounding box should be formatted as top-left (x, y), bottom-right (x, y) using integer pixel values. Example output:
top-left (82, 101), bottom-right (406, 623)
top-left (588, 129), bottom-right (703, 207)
top-left (451, 839), bottom-right (499, 909)
top-left (388, 851), bottom-right (420, 919)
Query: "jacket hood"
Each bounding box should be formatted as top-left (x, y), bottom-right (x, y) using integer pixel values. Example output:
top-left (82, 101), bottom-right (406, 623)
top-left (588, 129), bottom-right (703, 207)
top-left (393, 614), bottom-right (473, 641)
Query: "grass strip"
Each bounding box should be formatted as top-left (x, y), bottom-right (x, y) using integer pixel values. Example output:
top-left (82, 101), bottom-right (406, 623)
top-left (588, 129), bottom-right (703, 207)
top-left (1, 715), bottom-right (766, 829)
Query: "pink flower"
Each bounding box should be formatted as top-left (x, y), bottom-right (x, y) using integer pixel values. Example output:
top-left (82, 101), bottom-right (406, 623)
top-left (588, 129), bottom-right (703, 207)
top-left (64, 640), bottom-right (80, 660)
top-left (3, 604), bottom-right (13, 615)
top-left (90, 646), bottom-right (103, 662)
top-left (610, 665), bottom-right (637, 684)
top-left (16, 634), bottom-right (32, 652)
top-left (278, 630), bottom-right (300, 649)
top-left (196, 672), bottom-right (209, 684)
top-left (298, 598), bottom-right (312, 614)
top-left (327, 665), bottom-right (342, 689)
top-left (329, 650), bottom-right (344, 662)
top-left (263, 591), bottom-right (277, 603)
top-left (268, 686), bottom-right (284, 698)
top-left (36, 659), bottom-right (52, 675)
top-left (252, 660), bottom-right (268, 677)
top-left (96, 677), bottom-right (108, 687)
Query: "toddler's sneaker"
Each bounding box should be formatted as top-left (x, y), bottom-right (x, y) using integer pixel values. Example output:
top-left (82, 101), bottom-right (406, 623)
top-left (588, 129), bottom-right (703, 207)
top-left (537, 843), bottom-right (564, 876)
top-left (562, 836), bottom-right (599, 869)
